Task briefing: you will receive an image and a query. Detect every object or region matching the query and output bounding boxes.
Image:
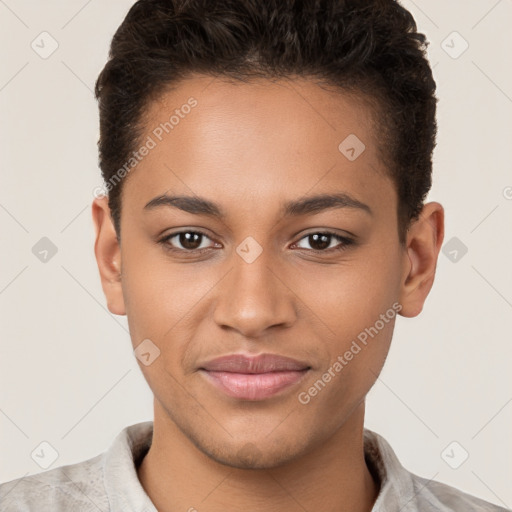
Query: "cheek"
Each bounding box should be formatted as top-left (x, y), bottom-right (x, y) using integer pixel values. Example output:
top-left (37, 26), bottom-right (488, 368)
top-left (293, 244), bottom-right (402, 398)
top-left (120, 242), bottom-right (182, 345)
top-left (297, 273), bottom-right (400, 427)
top-left (296, 248), bottom-right (402, 342)
top-left (120, 243), bottom-right (219, 355)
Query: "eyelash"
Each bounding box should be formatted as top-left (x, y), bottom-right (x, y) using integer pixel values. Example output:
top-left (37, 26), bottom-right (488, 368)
top-left (158, 230), bottom-right (355, 255)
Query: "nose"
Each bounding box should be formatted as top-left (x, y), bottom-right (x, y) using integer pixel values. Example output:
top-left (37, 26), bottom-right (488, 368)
top-left (213, 247), bottom-right (297, 338)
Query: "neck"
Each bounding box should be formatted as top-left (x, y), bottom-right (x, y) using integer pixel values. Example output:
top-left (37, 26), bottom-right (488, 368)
top-left (137, 400), bottom-right (380, 512)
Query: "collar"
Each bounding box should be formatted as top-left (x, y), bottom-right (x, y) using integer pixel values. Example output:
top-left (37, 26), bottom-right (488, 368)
top-left (102, 421), bottom-right (414, 512)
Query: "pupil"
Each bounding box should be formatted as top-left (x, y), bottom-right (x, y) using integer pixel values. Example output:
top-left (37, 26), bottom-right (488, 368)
top-left (310, 233), bottom-right (330, 250)
top-left (181, 232), bottom-right (201, 250)
top-left (177, 233), bottom-right (334, 251)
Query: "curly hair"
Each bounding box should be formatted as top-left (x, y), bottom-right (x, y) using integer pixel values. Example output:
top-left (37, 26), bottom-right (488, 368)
top-left (95, 0), bottom-right (437, 244)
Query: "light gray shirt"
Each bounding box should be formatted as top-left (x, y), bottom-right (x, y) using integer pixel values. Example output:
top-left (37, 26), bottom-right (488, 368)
top-left (0, 421), bottom-right (509, 511)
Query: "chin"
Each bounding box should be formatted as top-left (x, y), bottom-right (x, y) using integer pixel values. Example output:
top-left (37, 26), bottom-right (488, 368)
top-left (200, 438), bottom-right (307, 470)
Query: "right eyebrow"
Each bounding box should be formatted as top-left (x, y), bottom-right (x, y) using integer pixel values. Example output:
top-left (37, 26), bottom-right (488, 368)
top-left (144, 194), bottom-right (225, 218)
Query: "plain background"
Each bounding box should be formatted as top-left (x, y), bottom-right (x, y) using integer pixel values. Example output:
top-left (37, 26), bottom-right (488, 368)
top-left (1, 0), bottom-right (511, 507)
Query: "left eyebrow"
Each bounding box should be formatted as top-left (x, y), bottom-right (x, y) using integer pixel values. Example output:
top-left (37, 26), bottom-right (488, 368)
top-left (143, 192), bottom-right (373, 218)
top-left (282, 193), bottom-right (373, 217)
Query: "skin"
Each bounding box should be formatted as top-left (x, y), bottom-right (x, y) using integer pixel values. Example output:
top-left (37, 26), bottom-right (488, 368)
top-left (92, 74), bottom-right (444, 512)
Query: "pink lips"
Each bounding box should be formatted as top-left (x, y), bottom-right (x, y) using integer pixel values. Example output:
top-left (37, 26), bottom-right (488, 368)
top-left (199, 353), bottom-right (310, 401)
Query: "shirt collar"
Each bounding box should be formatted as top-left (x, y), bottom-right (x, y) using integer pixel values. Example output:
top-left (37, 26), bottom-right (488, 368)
top-left (102, 421), bottom-right (416, 512)
top-left (103, 420), bottom-right (157, 512)
top-left (363, 428), bottom-right (419, 511)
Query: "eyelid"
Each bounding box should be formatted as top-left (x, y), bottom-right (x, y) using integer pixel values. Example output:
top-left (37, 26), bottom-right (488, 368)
top-left (293, 226), bottom-right (357, 240)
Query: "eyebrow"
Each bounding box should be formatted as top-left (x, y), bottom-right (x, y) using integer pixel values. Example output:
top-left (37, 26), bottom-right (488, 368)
top-left (143, 192), bottom-right (373, 218)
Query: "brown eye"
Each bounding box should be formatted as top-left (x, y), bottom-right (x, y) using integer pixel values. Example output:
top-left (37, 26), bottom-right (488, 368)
top-left (307, 233), bottom-right (331, 250)
top-left (177, 232), bottom-right (203, 250)
top-left (294, 232), bottom-right (354, 252)
top-left (160, 230), bottom-right (215, 252)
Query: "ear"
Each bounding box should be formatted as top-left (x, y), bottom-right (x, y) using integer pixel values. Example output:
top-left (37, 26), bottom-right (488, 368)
top-left (91, 196), bottom-right (126, 316)
top-left (398, 201), bottom-right (444, 318)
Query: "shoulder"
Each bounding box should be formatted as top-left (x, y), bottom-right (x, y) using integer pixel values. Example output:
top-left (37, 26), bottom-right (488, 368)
top-left (0, 453), bottom-right (109, 512)
top-left (363, 429), bottom-right (510, 512)
top-left (409, 472), bottom-right (510, 512)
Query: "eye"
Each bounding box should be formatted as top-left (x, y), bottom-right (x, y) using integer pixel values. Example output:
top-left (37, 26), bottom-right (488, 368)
top-left (293, 231), bottom-right (354, 253)
top-left (159, 230), bottom-right (218, 252)
top-left (158, 229), bottom-right (355, 255)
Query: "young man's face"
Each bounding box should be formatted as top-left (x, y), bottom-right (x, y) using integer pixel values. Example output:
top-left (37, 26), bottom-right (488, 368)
top-left (93, 75), bottom-right (442, 468)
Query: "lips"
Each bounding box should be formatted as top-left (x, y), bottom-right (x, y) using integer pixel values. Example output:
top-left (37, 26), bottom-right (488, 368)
top-left (200, 353), bottom-right (310, 373)
top-left (199, 353), bottom-right (311, 401)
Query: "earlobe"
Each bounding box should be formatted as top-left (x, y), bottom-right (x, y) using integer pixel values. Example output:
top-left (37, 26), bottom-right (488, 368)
top-left (398, 202), bottom-right (445, 318)
top-left (91, 196), bottom-right (126, 316)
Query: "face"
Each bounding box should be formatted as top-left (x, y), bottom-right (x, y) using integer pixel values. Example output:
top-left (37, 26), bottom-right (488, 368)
top-left (93, 74), bottom-right (442, 469)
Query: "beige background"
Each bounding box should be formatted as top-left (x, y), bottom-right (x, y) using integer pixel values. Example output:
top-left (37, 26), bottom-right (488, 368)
top-left (1, 0), bottom-right (511, 507)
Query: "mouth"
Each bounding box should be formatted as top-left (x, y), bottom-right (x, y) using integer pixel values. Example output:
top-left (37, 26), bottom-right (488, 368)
top-left (199, 368), bottom-right (311, 400)
top-left (198, 353), bottom-right (311, 401)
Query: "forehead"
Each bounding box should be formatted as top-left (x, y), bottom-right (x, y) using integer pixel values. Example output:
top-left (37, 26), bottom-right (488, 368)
top-left (122, 74), bottom-right (393, 218)
top-left (143, 74), bottom-right (378, 157)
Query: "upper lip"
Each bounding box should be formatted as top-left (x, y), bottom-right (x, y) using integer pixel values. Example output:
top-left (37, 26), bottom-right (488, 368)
top-left (199, 353), bottom-right (310, 373)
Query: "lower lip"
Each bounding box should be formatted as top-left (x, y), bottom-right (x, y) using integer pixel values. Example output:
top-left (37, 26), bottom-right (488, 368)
top-left (200, 369), bottom-right (309, 400)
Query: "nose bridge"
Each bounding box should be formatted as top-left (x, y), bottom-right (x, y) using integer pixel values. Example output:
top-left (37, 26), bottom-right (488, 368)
top-left (213, 242), bottom-right (296, 336)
